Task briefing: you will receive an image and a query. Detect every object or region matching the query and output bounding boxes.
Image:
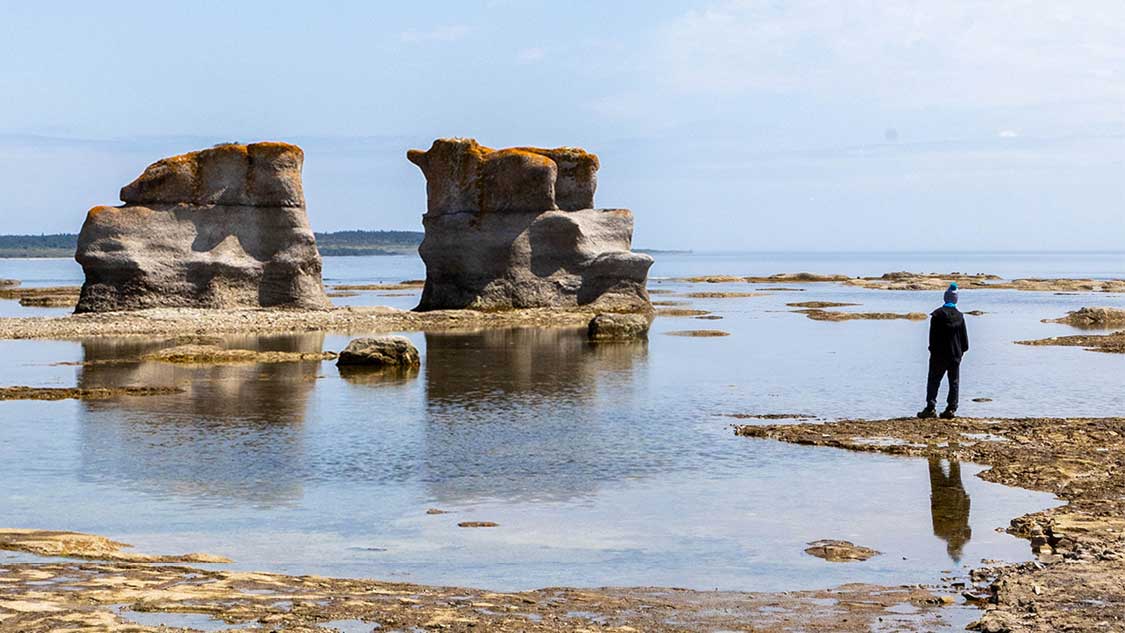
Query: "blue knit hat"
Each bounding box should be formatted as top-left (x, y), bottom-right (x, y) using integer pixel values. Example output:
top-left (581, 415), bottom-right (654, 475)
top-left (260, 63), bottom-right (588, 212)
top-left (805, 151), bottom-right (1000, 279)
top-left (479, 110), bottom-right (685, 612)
top-left (943, 282), bottom-right (958, 307)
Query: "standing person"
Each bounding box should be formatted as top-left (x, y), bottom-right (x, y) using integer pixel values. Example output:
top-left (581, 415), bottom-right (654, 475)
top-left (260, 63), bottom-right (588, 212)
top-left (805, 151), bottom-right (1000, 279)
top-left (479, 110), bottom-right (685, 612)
top-left (918, 283), bottom-right (969, 419)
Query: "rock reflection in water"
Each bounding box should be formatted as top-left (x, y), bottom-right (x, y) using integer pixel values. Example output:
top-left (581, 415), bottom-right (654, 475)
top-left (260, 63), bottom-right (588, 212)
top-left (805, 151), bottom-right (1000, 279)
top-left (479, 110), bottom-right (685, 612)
top-left (928, 457), bottom-right (972, 563)
top-left (422, 328), bottom-right (648, 504)
top-left (75, 334), bottom-right (326, 507)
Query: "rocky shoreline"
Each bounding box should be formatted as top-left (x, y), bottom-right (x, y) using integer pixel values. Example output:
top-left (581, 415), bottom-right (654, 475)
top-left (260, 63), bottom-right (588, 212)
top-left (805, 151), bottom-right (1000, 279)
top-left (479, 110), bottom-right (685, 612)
top-left (0, 541), bottom-right (972, 632)
top-left (735, 416), bottom-right (1125, 632)
top-left (667, 272), bottom-right (1125, 293)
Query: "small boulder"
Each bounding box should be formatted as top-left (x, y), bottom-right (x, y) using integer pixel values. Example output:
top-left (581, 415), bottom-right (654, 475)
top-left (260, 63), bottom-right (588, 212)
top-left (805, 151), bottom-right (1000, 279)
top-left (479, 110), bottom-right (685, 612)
top-left (337, 336), bottom-right (420, 368)
top-left (587, 313), bottom-right (650, 341)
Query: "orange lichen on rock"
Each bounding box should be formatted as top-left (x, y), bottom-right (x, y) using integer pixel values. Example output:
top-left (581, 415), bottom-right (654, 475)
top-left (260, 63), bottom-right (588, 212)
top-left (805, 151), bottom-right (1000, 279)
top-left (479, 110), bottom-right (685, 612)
top-left (407, 138), bottom-right (599, 215)
top-left (74, 141), bottom-right (328, 313)
top-left (408, 137), bottom-right (651, 312)
top-left (119, 141), bottom-right (304, 208)
top-left (85, 205), bottom-right (115, 218)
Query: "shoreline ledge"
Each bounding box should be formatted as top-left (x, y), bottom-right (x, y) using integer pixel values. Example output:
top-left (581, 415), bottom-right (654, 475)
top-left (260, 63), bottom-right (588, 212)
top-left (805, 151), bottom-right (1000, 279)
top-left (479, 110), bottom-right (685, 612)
top-left (0, 555), bottom-right (966, 633)
top-left (735, 415), bottom-right (1125, 632)
top-left (0, 306), bottom-right (618, 340)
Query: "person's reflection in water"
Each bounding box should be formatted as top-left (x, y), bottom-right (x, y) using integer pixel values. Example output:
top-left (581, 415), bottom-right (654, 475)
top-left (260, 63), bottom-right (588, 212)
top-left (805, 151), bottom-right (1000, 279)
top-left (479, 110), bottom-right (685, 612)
top-left (929, 456), bottom-right (972, 563)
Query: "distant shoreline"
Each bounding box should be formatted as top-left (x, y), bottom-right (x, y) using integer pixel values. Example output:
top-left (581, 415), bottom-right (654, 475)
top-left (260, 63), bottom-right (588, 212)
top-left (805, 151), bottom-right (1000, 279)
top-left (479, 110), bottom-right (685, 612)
top-left (0, 230), bottom-right (424, 258)
top-left (0, 232), bottom-right (685, 258)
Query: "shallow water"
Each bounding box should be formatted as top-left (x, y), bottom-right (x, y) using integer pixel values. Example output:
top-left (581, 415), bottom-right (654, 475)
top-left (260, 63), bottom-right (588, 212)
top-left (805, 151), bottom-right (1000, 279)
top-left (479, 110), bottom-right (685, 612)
top-left (1, 252), bottom-right (1121, 592)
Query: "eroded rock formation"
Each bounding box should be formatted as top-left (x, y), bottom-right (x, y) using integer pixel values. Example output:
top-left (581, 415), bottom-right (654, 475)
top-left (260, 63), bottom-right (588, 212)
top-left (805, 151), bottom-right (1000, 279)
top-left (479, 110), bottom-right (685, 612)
top-left (407, 138), bottom-right (652, 311)
top-left (75, 142), bottom-right (329, 313)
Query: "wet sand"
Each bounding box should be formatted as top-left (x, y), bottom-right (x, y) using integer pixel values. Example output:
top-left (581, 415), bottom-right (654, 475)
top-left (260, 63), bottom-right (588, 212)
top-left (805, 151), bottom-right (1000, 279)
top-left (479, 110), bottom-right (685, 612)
top-left (735, 416), bottom-right (1125, 632)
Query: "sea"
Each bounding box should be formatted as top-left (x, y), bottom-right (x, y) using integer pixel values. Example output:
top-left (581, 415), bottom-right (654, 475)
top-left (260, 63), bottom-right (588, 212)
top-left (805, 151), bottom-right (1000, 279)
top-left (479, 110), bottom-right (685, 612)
top-left (1, 251), bottom-right (1122, 594)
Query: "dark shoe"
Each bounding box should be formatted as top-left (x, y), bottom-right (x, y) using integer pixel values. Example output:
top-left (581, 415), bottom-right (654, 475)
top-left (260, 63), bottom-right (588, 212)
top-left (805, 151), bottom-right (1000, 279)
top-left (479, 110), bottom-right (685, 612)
top-left (940, 408), bottom-right (957, 420)
top-left (917, 406), bottom-right (937, 419)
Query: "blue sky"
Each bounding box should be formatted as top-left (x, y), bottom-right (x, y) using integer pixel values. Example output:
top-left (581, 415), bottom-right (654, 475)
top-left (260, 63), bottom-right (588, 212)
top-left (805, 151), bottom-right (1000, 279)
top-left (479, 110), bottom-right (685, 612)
top-left (2, 1), bottom-right (1124, 250)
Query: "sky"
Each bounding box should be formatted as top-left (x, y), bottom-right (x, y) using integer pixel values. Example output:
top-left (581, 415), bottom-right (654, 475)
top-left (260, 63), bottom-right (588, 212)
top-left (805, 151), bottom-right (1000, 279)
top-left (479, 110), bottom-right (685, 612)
top-left (1, 0), bottom-right (1124, 250)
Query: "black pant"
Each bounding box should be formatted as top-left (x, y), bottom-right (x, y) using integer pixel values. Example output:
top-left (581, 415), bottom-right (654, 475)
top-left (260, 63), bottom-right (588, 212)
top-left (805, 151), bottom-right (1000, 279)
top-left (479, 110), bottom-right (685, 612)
top-left (926, 357), bottom-right (960, 410)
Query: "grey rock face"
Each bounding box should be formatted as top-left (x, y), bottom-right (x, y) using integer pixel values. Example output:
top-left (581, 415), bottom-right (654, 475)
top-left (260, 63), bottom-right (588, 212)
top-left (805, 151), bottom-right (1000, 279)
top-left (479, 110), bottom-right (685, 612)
top-left (75, 142), bottom-right (329, 313)
top-left (336, 336), bottom-right (421, 368)
top-left (407, 138), bottom-right (653, 312)
top-left (587, 313), bottom-right (651, 341)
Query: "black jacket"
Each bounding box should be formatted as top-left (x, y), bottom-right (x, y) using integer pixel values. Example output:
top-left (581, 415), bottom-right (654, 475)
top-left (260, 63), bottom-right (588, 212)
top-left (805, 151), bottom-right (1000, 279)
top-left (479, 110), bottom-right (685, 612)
top-left (929, 306), bottom-right (969, 362)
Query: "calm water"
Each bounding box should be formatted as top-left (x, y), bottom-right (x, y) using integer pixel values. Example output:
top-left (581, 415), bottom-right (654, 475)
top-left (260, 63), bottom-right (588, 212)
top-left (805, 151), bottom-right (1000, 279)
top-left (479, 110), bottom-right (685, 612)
top-left (1, 252), bottom-right (1122, 592)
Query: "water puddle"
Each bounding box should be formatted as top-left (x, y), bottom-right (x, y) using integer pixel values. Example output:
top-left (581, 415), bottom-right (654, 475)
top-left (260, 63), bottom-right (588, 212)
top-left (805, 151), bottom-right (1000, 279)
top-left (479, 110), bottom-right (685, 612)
top-left (321, 619), bottom-right (380, 632)
top-left (117, 608), bottom-right (245, 631)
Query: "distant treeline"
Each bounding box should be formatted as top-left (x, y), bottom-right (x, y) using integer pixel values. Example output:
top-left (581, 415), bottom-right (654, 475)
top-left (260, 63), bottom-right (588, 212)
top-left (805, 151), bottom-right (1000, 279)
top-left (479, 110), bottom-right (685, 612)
top-left (316, 230), bottom-right (423, 256)
top-left (0, 231), bottom-right (424, 258)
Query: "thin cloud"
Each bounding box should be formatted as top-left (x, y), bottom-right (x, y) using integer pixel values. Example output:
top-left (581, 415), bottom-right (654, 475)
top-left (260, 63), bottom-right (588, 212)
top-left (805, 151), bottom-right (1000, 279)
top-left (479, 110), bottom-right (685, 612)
top-left (399, 24), bottom-right (471, 43)
top-left (516, 47), bottom-right (545, 64)
top-left (658, 0), bottom-right (1125, 110)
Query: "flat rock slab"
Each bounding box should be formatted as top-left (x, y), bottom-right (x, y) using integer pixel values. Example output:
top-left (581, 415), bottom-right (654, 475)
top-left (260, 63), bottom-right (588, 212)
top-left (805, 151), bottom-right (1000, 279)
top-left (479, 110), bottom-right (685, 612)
top-left (142, 344), bottom-right (336, 365)
top-left (0, 386), bottom-right (182, 401)
top-left (804, 539), bottom-right (881, 562)
top-left (0, 529), bottom-right (229, 563)
top-left (1047, 307), bottom-right (1125, 328)
top-left (0, 556), bottom-right (961, 632)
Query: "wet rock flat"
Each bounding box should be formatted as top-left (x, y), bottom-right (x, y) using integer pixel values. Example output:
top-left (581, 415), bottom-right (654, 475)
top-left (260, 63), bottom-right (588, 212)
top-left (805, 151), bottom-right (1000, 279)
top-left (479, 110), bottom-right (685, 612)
top-left (735, 415), bottom-right (1125, 632)
top-left (786, 301), bottom-right (860, 308)
top-left (654, 308), bottom-right (712, 317)
top-left (0, 386), bottom-right (182, 401)
top-left (664, 329), bottom-right (730, 337)
top-left (794, 309), bottom-right (927, 322)
top-left (142, 344), bottom-right (337, 364)
top-left (0, 307), bottom-right (603, 340)
top-left (673, 271), bottom-right (1125, 293)
top-left (1017, 330), bottom-right (1125, 353)
top-left (17, 295), bottom-right (77, 308)
top-left (720, 412), bottom-right (817, 420)
top-left (679, 291), bottom-right (764, 299)
top-left (0, 529), bottom-right (229, 563)
top-left (844, 272), bottom-right (1125, 292)
top-left (330, 281), bottom-right (425, 291)
top-left (804, 540), bottom-right (880, 562)
top-left (0, 555), bottom-right (966, 632)
top-left (743, 272), bottom-right (853, 283)
top-left (1045, 307), bottom-right (1125, 328)
top-left (0, 285), bottom-right (80, 300)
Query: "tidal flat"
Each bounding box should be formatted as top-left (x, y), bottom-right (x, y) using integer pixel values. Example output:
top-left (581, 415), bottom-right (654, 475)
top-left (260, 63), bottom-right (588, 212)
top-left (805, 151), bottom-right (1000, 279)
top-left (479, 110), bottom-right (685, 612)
top-left (1, 252), bottom-right (1124, 631)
